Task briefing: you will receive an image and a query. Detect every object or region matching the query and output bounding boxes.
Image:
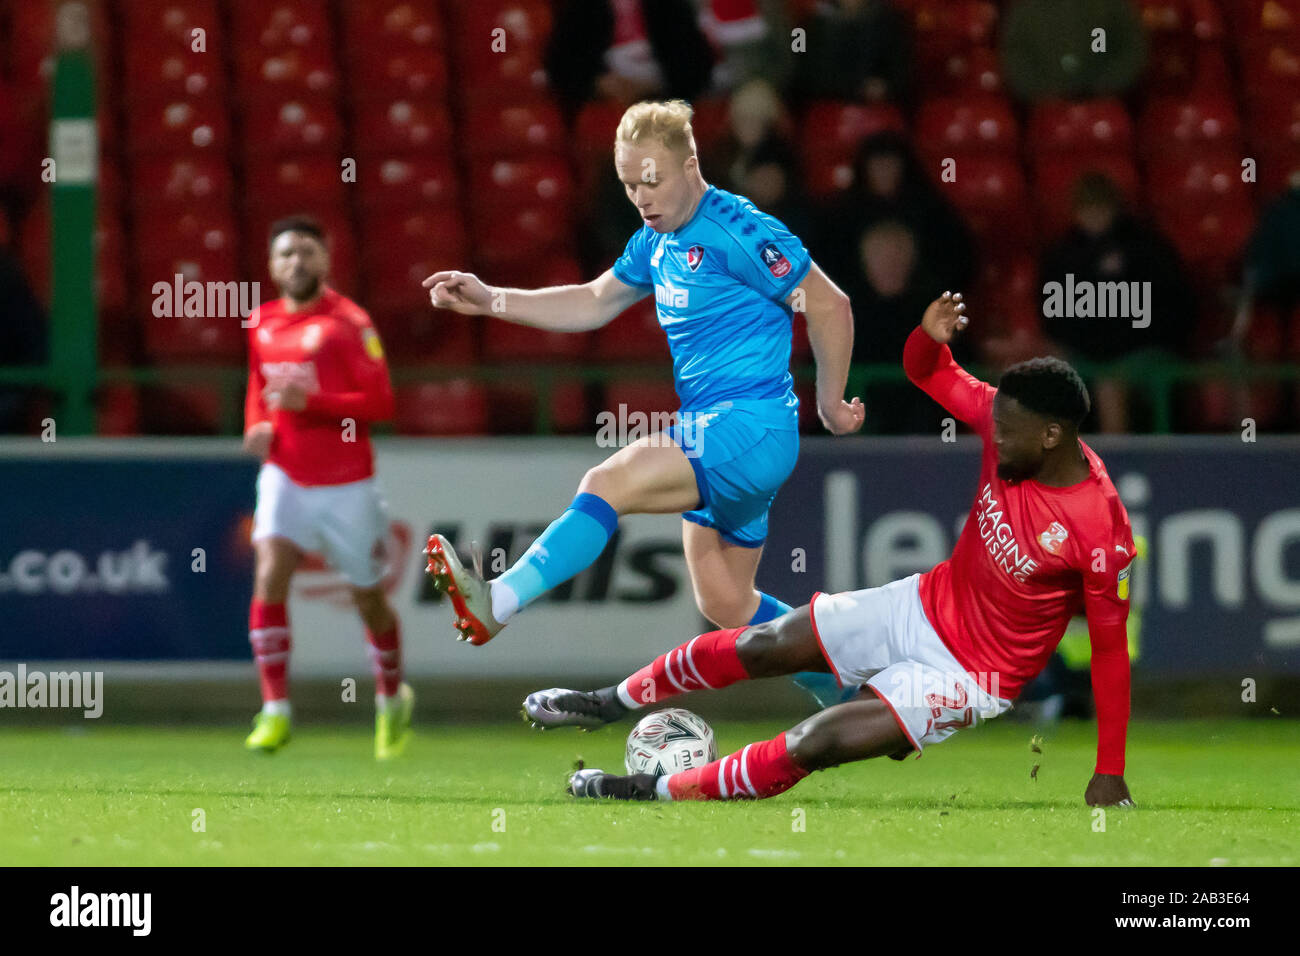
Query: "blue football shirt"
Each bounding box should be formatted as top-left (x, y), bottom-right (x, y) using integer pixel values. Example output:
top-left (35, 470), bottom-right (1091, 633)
top-left (611, 185), bottom-right (811, 411)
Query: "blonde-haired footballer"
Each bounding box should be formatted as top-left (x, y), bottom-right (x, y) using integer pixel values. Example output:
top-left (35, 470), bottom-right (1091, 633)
top-left (424, 100), bottom-right (863, 708)
top-left (243, 216), bottom-right (412, 759)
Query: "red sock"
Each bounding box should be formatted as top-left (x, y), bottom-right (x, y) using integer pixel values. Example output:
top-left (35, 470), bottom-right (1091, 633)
top-left (617, 627), bottom-right (750, 707)
top-left (666, 732), bottom-right (809, 801)
top-left (366, 619), bottom-right (403, 697)
top-left (249, 599), bottom-right (290, 704)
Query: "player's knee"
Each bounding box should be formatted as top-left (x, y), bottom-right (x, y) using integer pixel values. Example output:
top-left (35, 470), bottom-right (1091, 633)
top-left (785, 717), bottom-right (852, 771)
top-left (577, 463), bottom-right (619, 504)
top-left (735, 620), bottom-right (785, 676)
top-left (694, 590), bottom-right (753, 629)
top-left (254, 563), bottom-right (292, 602)
top-left (351, 587), bottom-right (390, 625)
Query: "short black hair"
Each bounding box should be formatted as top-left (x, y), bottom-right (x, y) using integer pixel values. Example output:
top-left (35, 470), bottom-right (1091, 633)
top-left (268, 215), bottom-right (326, 247)
top-left (998, 357), bottom-right (1091, 427)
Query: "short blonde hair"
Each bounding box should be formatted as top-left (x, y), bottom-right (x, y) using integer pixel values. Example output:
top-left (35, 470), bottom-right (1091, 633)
top-left (615, 100), bottom-right (697, 158)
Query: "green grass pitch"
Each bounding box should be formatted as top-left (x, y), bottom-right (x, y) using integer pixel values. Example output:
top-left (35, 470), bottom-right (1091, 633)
top-left (2, 719), bottom-right (1296, 866)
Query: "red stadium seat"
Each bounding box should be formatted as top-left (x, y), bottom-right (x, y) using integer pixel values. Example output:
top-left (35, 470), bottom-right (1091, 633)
top-left (243, 155), bottom-right (345, 206)
top-left (124, 45), bottom-right (228, 105)
top-left (394, 380), bottom-right (490, 435)
top-left (482, 323), bottom-right (591, 363)
top-left (235, 45), bottom-right (340, 103)
top-left (591, 299), bottom-right (669, 362)
top-left (470, 204), bottom-right (574, 270)
top-left (457, 43), bottom-right (547, 96)
top-left (376, 313), bottom-right (477, 365)
top-left (140, 385), bottom-right (226, 434)
top-left (97, 384), bottom-right (142, 436)
top-left (907, 0), bottom-right (1000, 74)
top-left (574, 100), bottom-right (625, 164)
top-left (925, 45), bottom-right (1005, 98)
top-left (131, 155), bottom-right (235, 208)
top-left (1153, 203), bottom-right (1253, 275)
top-left (342, 0), bottom-right (446, 51)
top-left (125, 97), bottom-right (232, 155)
top-left (490, 253), bottom-right (584, 291)
top-left (1146, 153), bottom-right (1252, 214)
top-left (359, 206), bottom-right (468, 279)
top-left (1138, 93), bottom-right (1243, 158)
top-left (799, 102), bottom-right (907, 198)
top-left (230, 0), bottom-right (333, 51)
top-left (942, 154), bottom-right (1034, 251)
top-left (1026, 99), bottom-right (1134, 157)
top-left (346, 47), bottom-right (450, 102)
top-left (486, 381), bottom-right (588, 434)
top-left (353, 98), bottom-right (455, 154)
top-left (915, 96), bottom-right (1020, 157)
top-left (800, 101), bottom-right (907, 155)
top-left (357, 155), bottom-right (460, 210)
top-left (462, 95), bottom-right (566, 157)
top-left (241, 94), bottom-right (344, 156)
top-left (449, 0), bottom-right (553, 50)
top-left (602, 381), bottom-right (682, 419)
top-left (468, 157), bottom-right (575, 210)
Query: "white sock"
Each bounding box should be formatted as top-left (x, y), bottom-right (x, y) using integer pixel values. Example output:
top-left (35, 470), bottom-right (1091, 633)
top-left (262, 699), bottom-right (290, 717)
top-left (616, 678), bottom-right (642, 710)
top-left (490, 579), bottom-right (520, 623)
top-left (654, 776), bottom-right (674, 801)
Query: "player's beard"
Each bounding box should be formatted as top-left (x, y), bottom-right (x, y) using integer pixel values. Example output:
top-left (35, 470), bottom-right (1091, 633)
top-left (996, 459), bottom-right (1033, 483)
top-left (285, 274), bottom-right (322, 304)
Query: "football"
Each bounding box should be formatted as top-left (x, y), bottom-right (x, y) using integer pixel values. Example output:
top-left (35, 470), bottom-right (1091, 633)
top-left (624, 708), bottom-right (718, 776)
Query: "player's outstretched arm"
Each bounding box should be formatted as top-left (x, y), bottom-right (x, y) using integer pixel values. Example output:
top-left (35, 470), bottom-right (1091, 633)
top-left (903, 292), bottom-right (993, 427)
top-left (795, 262), bottom-right (864, 435)
top-left (422, 268), bottom-right (648, 332)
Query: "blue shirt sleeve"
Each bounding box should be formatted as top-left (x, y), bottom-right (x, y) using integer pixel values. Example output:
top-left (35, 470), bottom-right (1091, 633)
top-left (611, 226), bottom-right (654, 288)
top-left (723, 208), bottom-right (812, 302)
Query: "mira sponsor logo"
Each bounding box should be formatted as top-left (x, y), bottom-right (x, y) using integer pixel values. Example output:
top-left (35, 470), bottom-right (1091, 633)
top-left (50, 886), bottom-right (151, 936)
top-left (0, 541), bottom-right (169, 595)
top-left (1042, 273), bottom-right (1151, 329)
top-left (0, 666), bottom-right (103, 718)
top-left (975, 484), bottom-right (1040, 583)
top-left (654, 283), bottom-right (689, 308)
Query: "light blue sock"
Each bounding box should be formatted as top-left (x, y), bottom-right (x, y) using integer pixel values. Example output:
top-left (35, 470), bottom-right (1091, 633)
top-left (748, 593), bottom-right (845, 710)
top-left (749, 592), bottom-right (792, 625)
top-left (494, 492), bottom-right (618, 614)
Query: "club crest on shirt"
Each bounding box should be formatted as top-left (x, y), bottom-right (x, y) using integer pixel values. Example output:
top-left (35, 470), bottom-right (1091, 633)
top-left (760, 242), bottom-right (791, 278)
top-left (1038, 521), bottom-right (1069, 555)
top-left (686, 245), bottom-right (705, 271)
top-left (301, 323), bottom-right (323, 353)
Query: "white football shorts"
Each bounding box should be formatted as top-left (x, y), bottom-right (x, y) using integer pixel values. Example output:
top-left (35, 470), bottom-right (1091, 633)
top-left (809, 574), bottom-right (1013, 756)
top-left (251, 462), bottom-right (390, 587)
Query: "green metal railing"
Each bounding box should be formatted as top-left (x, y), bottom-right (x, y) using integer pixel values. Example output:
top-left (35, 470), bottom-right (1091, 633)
top-left (2, 357), bottom-right (1298, 437)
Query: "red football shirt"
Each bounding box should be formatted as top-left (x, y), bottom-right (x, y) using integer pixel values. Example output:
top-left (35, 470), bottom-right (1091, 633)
top-left (903, 326), bottom-right (1135, 774)
top-left (244, 287), bottom-right (394, 486)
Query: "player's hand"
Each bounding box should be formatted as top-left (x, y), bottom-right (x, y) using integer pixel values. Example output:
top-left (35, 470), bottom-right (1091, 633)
top-left (423, 270), bottom-right (495, 316)
top-left (242, 421), bottom-right (273, 460)
top-left (819, 396), bottom-right (866, 436)
top-left (920, 291), bottom-right (969, 345)
top-left (264, 380), bottom-right (308, 412)
top-left (1084, 772), bottom-right (1135, 807)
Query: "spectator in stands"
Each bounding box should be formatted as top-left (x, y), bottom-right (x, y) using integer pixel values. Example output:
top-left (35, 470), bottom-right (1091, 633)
top-left (790, 0), bottom-right (913, 109)
top-left (1000, 0), bottom-right (1146, 102)
top-left (545, 0), bottom-right (715, 115)
top-left (814, 130), bottom-right (975, 295)
top-left (1038, 173), bottom-right (1195, 432)
top-left (0, 211), bottom-right (49, 432)
top-left (699, 0), bottom-right (793, 95)
top-left (839, 220), bottom-right (955, 433)
top-left (1232, 174), bottom-right (1300, 348)
top-left (710, 79), bottom-right (807, 228)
